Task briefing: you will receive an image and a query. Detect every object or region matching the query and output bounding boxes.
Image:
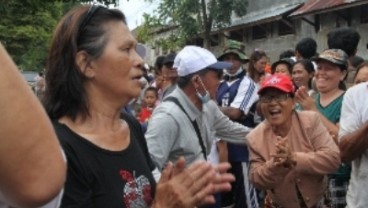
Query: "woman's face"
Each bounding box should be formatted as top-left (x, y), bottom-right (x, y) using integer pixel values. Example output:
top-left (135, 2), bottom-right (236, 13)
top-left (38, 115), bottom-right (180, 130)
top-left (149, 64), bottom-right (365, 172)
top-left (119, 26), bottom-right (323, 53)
top-left (260, 88), bottom-right (295, 128)
top-left (254, 56), bottom-right (268, 73)
top-left (292, 63), bottom-right (313, 89)
top-left (90, 21), bottom-right (144, 101)
top-left (354, 66), bottom-right (368, 85)
top-left (274, 63), bottom-right (291, 77)
top-left (315, 61), bottom-right (346, 93)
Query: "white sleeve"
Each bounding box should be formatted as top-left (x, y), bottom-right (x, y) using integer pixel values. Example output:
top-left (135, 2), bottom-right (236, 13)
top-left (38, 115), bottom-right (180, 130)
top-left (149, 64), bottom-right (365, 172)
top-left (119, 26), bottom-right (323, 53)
top-left (210, 101), bottom-right (251, 144)
top-left (338, 86), bottom-right (361, 141)
top-left (230, 77), bottom-right (258, 114)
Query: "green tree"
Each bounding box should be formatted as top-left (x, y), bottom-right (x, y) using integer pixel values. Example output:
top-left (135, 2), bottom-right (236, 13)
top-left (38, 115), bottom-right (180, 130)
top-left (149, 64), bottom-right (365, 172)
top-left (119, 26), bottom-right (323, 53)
top-left (140, 0), bottom-right (248, 49)
top-left (0, 0), bottom-right (66, 71)
top-left (0, 0), bottom-right (118, 72)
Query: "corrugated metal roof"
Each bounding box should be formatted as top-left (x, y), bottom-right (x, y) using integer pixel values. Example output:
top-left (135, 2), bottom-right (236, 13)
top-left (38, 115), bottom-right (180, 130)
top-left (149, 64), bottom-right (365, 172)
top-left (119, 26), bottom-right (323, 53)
top-left (290, 0), bottom-right (368, 17)
top-left (229, 3), bottom-right (303, 28)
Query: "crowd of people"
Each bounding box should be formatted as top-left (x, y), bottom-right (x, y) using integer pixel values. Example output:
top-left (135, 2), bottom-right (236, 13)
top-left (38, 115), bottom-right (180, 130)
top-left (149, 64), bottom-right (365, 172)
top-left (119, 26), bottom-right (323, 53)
top-left (1, 3), bottom-right (368, 208)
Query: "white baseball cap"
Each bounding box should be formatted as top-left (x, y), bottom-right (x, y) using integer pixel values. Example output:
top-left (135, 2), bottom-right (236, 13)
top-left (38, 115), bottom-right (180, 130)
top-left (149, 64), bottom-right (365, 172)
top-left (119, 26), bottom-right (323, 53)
top-left (174, 46), bottom-right (232, 76)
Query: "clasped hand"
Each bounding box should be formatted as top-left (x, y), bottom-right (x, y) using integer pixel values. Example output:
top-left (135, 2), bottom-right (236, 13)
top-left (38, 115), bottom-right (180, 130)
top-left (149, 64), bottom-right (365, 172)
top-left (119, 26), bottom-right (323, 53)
top-left (271, 137), bottom-right (296, 169)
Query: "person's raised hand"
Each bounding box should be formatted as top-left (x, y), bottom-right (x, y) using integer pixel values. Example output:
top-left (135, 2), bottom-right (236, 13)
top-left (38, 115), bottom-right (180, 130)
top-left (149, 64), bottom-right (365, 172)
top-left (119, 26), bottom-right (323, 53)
top-left (295, 86), bottom-right (316, 111)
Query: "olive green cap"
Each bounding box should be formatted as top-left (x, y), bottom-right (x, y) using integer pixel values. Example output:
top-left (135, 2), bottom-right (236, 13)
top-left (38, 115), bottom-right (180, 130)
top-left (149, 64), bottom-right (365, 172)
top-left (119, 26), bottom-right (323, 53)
top-left (218, 40), bottom-right (249, 63)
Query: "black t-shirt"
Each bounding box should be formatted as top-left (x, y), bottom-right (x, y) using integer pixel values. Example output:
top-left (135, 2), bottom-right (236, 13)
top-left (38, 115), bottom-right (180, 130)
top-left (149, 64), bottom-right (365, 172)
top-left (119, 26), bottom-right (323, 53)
top-left (54, 113), bottom-right (156, 207)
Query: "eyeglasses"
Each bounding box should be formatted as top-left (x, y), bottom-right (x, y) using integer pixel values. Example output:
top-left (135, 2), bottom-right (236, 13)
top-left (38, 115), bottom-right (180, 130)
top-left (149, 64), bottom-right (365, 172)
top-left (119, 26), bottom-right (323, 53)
top-left (259, 94), bottom-right (291, 103)
top-left (79, 4), bottom-right (102, 34)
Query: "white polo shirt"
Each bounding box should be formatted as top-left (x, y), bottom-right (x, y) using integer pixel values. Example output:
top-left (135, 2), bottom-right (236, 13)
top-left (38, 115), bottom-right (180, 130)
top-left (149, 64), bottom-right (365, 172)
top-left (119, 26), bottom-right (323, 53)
top-left (339, 82), bottom-right (368, 208)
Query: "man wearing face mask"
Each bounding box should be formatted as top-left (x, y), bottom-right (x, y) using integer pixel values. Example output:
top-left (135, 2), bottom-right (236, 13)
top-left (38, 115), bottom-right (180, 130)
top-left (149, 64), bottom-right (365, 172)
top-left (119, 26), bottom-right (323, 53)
top-left (145, 46), bottom-right (252, 172)
top-left (216, 40), bottom-right (259, 208)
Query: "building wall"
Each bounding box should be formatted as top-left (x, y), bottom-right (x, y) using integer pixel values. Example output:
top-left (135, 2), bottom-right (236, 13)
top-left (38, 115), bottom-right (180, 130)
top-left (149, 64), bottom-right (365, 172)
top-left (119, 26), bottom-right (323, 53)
top-left (216, 5), bottom-right (368, 63)
top-left (143, 2), bottom-right (368, 66)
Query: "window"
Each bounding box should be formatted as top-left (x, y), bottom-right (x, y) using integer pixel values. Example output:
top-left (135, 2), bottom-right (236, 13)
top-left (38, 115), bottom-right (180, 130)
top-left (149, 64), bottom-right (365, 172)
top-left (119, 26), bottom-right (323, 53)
top-left (252, 25), bottom-right (267, 40)
top-left (361, 5), bottom-right (368, 23)
top-left (229, 30), bottom-right (244, 42)
top-left (278, 20), bottom-right (294, 36)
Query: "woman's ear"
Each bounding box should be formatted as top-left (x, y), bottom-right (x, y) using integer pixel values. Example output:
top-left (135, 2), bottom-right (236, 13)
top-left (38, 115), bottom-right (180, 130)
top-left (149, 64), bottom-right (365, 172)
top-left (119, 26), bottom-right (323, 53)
top-left (75, 51), bottom-right (95, 78)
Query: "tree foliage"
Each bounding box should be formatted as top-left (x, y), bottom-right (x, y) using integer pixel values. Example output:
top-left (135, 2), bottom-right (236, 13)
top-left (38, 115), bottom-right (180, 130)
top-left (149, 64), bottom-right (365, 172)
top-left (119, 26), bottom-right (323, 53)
top-left (0, 0), bottom-right (83, 71)
top-left (139, 0), bottom-right (248, 49)
top-left (0, 0), bottom-right (64, 71)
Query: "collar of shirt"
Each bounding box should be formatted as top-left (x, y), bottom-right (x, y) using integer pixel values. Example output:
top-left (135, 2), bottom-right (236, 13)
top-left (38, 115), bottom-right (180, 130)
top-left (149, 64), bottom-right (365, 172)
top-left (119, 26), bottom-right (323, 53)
top-left (171, 87), bottom-right (201, 121)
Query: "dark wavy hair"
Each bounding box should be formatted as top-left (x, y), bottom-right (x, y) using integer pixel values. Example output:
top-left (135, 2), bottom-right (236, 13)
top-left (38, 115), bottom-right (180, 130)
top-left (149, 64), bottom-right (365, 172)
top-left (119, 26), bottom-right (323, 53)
top-left (44, 5), bottom-right (126, 121)
top-left (248, 50), bottom-right (267, 82)
top-left (354, 61), bottom-right (368, 80)
top-left (327, 27), bottom-right (360, 57)
top-left (295, 37), bottom-right (317, 59)
top-left (293, 59), bottom-right (315, 89)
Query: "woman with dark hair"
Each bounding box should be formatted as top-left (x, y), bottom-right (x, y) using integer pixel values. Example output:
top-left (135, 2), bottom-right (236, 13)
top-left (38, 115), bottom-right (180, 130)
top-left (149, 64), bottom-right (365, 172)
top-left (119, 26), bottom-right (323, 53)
top-left (296, 49), bottom-right (350, 208)
top-left (44, 5), bottom-right (233, 207)
top-left (292, 59), bottom-right (315, 96)
top-left (247, 50), bottom-right (268, 85)
top-left (354, 61), bottom-right (368, 85)
top-left (271, 58), bottom-right (295, 78)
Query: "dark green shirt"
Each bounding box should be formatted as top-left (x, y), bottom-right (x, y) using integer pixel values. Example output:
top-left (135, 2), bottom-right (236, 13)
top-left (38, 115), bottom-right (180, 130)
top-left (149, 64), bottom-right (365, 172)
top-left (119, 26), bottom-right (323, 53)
top-left (315, 92), bottom-right (345, 124)
top-left (316, 92), bottom-right (350, 180)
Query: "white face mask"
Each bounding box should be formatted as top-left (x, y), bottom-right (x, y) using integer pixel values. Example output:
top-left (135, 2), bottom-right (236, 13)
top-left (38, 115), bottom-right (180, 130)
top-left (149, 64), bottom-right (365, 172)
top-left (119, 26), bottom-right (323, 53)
top-left (195, 76), bottom-right (211, 103)
top-left (223, 67), bottom-right (243, 77)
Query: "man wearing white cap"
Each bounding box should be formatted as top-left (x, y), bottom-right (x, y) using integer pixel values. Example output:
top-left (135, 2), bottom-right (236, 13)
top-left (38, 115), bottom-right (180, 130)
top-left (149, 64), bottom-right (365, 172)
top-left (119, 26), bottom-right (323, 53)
top-left (145, 45), bottom-right (251, 171)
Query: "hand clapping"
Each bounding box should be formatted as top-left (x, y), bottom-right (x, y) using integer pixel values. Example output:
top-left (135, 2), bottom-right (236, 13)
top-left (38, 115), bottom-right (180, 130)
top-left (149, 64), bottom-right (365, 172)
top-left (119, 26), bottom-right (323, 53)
top-left (153, 157), bottom-right (235, 208)
top-left (295, 86), bottom-right (316, 111)
top-left (271, 137), bottom-right (296, 169)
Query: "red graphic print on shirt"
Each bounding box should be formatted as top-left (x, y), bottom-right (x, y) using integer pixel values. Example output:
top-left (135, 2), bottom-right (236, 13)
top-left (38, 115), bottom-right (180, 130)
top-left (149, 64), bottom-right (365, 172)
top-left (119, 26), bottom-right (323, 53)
top-left (119, 170), bottom-right (152, 207)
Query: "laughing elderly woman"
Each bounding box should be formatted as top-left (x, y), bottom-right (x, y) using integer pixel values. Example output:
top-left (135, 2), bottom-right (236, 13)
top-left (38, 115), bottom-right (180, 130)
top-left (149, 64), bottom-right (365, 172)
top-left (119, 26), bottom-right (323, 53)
top-left (246, 74), bottom-right (340, 208)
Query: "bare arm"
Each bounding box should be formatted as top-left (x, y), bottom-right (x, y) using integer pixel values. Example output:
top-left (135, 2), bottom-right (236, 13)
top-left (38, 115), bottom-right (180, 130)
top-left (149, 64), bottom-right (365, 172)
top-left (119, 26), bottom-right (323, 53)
top-left (0, 44), bottom-right (66, 207)
top-left (339, 122), bottom-right (368, 163)
top-left (315, 112), bottom-right (339, 142)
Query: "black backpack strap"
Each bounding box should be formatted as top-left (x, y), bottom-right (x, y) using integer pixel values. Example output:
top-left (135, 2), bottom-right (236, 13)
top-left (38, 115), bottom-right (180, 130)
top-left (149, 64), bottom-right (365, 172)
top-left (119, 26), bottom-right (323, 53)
top-left (164, 97), bottom-right (207, 160)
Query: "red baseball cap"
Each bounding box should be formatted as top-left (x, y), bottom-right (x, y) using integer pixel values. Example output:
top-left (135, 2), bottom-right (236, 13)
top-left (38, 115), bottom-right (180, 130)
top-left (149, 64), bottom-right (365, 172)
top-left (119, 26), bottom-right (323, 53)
top-left (258, 74), bottom-right (295, 95)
